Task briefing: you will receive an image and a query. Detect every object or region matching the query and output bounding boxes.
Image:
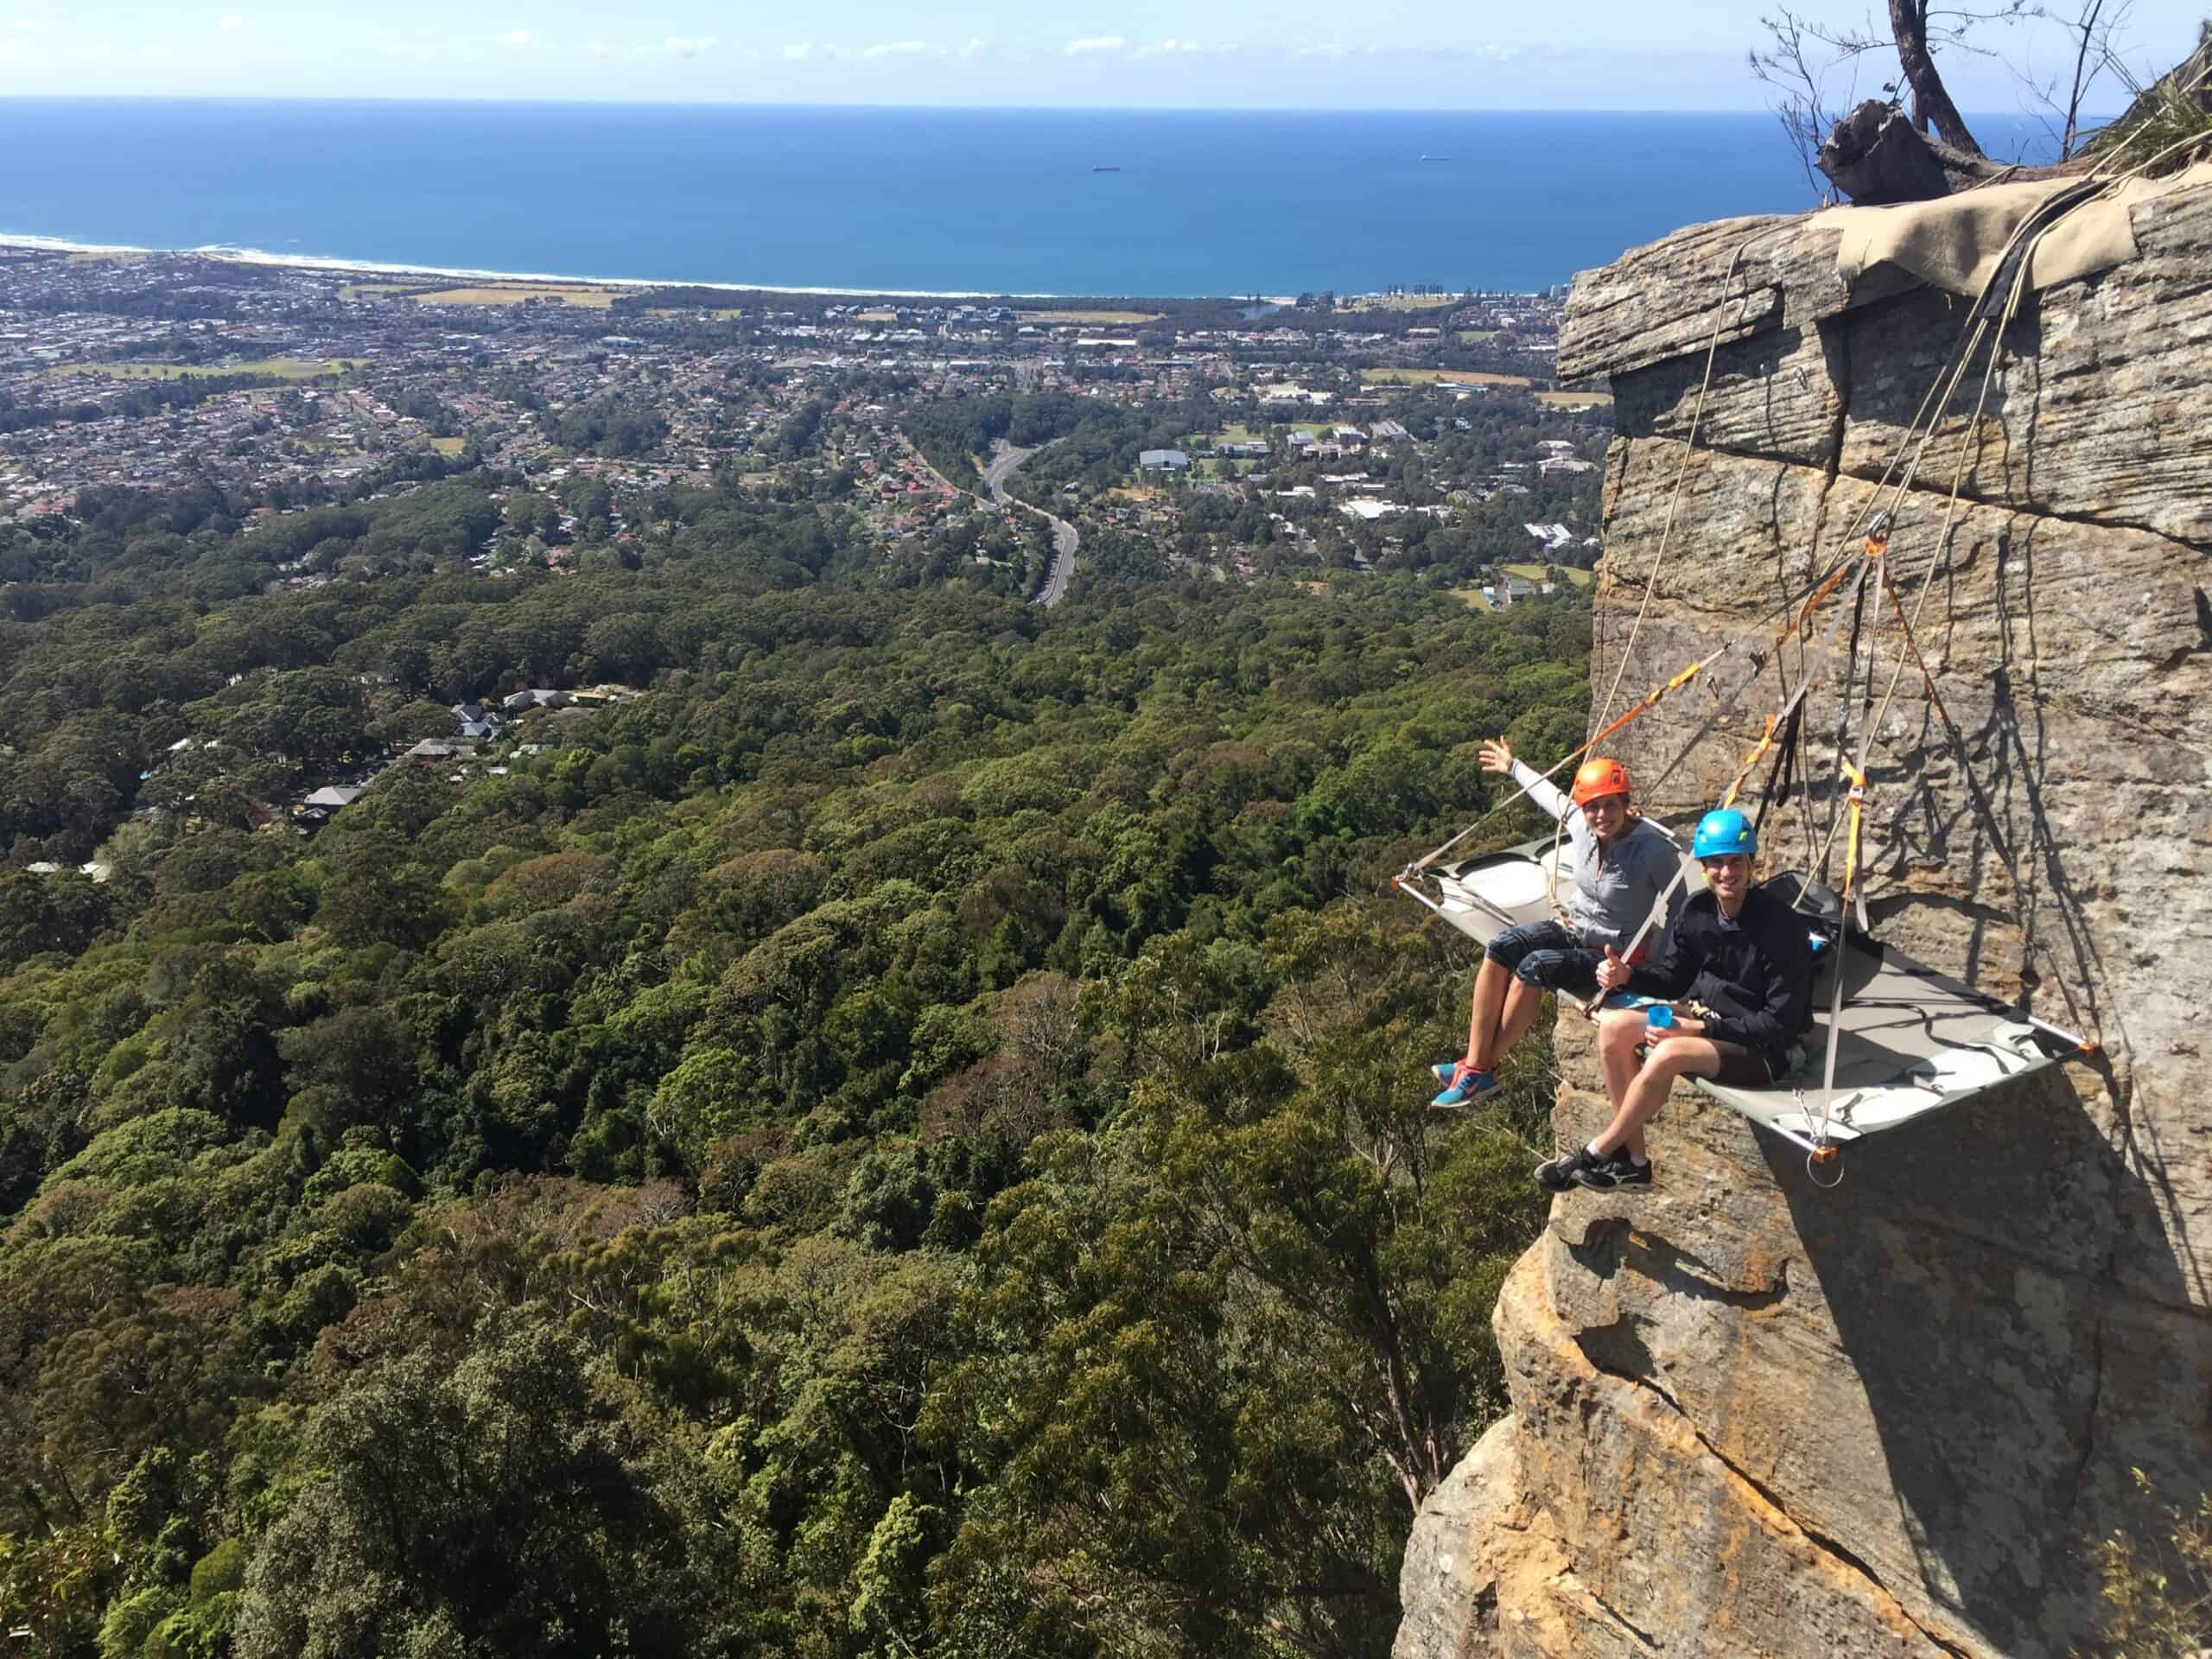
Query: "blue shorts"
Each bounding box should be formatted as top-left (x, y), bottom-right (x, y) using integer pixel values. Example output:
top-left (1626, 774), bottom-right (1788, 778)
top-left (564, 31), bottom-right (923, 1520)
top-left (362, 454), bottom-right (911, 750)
top-left (1485, 919), bottom-right (1602, 995)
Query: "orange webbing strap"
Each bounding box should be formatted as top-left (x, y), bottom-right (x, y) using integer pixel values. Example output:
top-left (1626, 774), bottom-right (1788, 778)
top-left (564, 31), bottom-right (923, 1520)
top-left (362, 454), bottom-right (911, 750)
top-left (1543, 650), bottom-right (1727, 908)
top-left (1793, 551), bottom-right (1863, 640)
top-left (1872, 553), bottom-right (1957, 733)
top-left (1837, 758), bottom-right (1871, 934)
top-left (1592, 652), bottom-right (1714, 747)
top-left (1720, 714), bottom-right (1779, 810)
top-left (1815, 758), bottom-right (1870, 1151)
top-left (1409, 644), bottom-right (1734, 874)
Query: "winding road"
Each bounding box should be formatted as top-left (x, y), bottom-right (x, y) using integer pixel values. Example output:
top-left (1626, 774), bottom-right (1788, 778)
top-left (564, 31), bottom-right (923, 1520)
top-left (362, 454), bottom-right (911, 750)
top-left (898, 433), bottom-right (1080, 607)
top-left (982, 442), bottom-right (1079, 607)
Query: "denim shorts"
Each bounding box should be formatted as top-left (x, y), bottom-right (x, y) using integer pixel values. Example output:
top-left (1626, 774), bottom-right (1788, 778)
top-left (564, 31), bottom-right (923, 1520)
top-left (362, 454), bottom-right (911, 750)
top-left (1485, 919), bottom-right (1602, 995)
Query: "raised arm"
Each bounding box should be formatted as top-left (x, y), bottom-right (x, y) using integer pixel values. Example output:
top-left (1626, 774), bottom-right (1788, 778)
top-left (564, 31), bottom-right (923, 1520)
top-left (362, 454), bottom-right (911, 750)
top-left (1493, 753), bottom-right (1573, 828)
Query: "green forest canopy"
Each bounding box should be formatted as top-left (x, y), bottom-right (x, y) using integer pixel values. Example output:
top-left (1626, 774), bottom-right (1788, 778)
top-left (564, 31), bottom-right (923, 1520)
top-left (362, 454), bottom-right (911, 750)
top-left (0, 480), bottom-right (1594, 1658)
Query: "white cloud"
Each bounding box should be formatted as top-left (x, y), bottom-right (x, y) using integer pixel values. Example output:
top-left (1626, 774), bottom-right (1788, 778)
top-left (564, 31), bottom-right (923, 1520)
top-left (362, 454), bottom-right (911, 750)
top-left (73, 38), bottom-right (114, 57)
top-left (1064, 35), bottom-right (1124, 55)
top-left (1295, 41), bottom-right (1349, 56)
top-left (216, 13), bottom-right (244, 27)
top-left (499, 28), bottom-right (531, 45)
top-left (657, 35), bottom-right (717, 56)
top-left (783, 41), bottom-right (811, 58)
top-left (138, 41), bottom-right (171, 56)
top-left (862, 39), bottom-right (943, 57)
top-left (959, 36), bottom-right (984, 58)
top-left (1131, 38), bottom-right (1235, 58)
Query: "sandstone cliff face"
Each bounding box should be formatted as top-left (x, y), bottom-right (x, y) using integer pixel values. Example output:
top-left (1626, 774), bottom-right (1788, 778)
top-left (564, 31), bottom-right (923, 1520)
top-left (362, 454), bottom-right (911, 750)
top-left (1399, 181), bottom-right (2212, 1658)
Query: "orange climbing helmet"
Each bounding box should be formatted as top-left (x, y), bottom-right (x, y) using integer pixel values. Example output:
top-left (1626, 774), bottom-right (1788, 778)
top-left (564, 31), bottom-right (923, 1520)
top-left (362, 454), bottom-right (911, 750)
top-left (1571, 757), bottom-right (1633, 806)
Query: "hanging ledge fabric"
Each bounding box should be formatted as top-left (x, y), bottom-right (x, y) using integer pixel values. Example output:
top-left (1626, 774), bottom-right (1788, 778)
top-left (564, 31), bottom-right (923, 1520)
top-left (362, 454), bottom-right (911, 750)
top-left (1826, 159), bottom-right (2212, 298)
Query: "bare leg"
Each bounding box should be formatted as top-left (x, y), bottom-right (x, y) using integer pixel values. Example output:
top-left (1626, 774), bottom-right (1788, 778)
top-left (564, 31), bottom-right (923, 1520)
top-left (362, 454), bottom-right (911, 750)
top-left (1484, 977), bottom-right (1547, 1071)
top-left (1463, 957), bottom-right (1511, 1065)
top-left (1589, 1035), bottom-right (1732, 1160)
top-left (1595, 1010), bottom-right (1646, 1108)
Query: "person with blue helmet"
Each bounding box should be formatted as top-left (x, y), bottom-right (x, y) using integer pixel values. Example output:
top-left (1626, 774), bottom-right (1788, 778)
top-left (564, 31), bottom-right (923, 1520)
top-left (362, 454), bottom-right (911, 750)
top-left (1535, 804), bottom-right (1815, 1193)
top-left (1430, 739), bottom-right (1684, 1109)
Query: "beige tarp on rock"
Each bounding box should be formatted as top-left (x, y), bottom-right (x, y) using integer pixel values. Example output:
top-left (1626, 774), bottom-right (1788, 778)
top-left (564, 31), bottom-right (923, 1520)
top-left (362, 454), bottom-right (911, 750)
top-left (1826, 160), bottom-right (2212, 297)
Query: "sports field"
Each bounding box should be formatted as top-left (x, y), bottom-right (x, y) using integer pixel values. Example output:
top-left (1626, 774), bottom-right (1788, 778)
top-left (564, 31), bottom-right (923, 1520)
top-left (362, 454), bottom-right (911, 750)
top-left (58, 357), bottom-right (362, 382)
top-left (410, 283), bottom-right (634, 308)
top-left (1340, 293), bottom-right (1464, 312)
top-left (1500, 562), bottom-right (1593, 588)
top-left (1360, 367), bottom-right (1532, 388)
top-left (1018, 308), bottom-right (1164, 325)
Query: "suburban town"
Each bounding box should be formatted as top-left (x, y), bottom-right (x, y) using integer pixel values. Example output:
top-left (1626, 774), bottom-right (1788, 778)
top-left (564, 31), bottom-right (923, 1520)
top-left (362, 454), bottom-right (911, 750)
top-left (0, 245), bottom-right (1606, 854)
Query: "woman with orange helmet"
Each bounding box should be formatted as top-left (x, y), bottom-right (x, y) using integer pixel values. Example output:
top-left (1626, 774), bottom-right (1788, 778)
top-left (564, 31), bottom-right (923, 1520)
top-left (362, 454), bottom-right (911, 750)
top-left (1431, 737), bottom-right (1684, 1107)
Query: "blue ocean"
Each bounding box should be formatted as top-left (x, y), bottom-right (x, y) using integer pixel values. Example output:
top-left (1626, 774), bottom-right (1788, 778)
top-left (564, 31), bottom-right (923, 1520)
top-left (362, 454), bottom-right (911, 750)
top-left (0, 100), bottom-right (2063, 296)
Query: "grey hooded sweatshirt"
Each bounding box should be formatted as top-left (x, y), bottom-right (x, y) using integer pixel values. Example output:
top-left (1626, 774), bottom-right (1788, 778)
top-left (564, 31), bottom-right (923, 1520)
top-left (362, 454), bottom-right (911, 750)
top-left (1510, 758), bottom-right (1686, 954)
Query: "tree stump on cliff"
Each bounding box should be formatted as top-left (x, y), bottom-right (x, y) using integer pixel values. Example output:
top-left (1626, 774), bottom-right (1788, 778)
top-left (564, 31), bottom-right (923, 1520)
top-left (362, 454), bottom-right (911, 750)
top-left (1817, 100), bottom-right (2034, 203)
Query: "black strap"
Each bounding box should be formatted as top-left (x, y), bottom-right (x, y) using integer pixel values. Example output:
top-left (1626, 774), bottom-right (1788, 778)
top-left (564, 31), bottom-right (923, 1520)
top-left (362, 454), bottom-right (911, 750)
top-left (1752, 700), bottom-right (1804, 833)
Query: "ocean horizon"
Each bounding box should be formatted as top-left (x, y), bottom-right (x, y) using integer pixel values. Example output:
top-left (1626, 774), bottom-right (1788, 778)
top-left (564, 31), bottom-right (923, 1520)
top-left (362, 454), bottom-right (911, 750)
top-left (0, 99), bottom-right (2066, 296)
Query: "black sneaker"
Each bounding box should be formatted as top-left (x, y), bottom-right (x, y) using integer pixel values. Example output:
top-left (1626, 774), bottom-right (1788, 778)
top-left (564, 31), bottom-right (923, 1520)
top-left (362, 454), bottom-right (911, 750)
top-left (1573, 1149), bottom-right (1652, 1192)
top-left (1535, 1147), bottom-right (1603, 1192)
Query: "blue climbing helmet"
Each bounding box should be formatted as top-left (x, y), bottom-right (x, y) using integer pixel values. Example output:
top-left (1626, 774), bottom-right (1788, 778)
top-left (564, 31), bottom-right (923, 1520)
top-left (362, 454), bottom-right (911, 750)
top-left (1691, 807), bottom-right (1758, 860)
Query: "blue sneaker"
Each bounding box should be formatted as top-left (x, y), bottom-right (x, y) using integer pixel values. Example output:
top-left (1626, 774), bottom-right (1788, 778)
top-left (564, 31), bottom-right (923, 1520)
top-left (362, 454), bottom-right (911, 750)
top-left (1431, 1061), bottom-right (1462, 1084)
top-left (1430, 1064), bottom-right (1500, 1109)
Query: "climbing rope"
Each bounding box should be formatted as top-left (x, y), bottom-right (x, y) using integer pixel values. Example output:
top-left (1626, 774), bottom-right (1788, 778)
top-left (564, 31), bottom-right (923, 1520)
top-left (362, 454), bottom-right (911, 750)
top-left (1406, 646), bottom-right (1733, 875)
top-left (1605, 543), bottom-right (1882, 966)
top-left (1408, 135), bottom-right (2206, 1110)
top-left (1589, 239), bottom-right (1777, 738)
top-left (1810, 758), bottom-right (1872, 1158)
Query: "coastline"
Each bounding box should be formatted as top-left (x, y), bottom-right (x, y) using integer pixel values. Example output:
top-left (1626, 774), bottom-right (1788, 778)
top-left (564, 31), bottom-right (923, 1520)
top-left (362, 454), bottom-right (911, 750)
top-left (0, 231), bottom-right (1304, 305)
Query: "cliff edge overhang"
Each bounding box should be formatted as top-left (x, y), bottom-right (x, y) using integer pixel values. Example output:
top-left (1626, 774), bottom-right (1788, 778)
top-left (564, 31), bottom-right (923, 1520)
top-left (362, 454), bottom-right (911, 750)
top-left (1396, 174), bottom-right (2212, 1659)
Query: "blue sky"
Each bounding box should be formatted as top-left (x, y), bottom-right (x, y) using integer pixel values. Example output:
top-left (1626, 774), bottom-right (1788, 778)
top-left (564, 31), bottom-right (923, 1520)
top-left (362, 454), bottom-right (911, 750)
top-left (0, 0), bottom-right (2200, 109)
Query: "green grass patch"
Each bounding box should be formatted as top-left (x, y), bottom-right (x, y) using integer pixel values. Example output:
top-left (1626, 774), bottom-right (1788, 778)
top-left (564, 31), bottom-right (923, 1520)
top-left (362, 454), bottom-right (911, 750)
top-left (410, 283), bottom-right (633, 308)
top-left (57, 357), bottom-right (363, 383)
top-left (1340, 293), bottom-right (1464, 312)
top-left (1536, 391), bottom-right (1613, 409)
top-left (1500, 563), bottom-right (1592, 588)
top-left (1361, 367), bottom-right (1531, 388)
top-left (1448, 586), bottom-right (1493, 610)
top-left (1180, 427), bottom-right (1268, 452)
top-left (1458, 329), bottom-right (1499, 343)
top-left (428, 435), bottom-right (467, 456)
top-left (1016, 308), bottom-right (1163, 325)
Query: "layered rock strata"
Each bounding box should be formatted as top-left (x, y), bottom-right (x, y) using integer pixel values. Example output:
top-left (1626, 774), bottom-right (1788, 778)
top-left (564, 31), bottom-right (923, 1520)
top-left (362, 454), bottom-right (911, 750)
top-left (1399, 178), bottom-right (2212, 1658)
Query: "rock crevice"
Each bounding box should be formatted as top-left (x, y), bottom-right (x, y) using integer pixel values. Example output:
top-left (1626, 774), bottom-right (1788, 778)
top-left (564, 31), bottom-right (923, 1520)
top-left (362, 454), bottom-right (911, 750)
top-left (1397, 175), bottom-right (2212, 1659)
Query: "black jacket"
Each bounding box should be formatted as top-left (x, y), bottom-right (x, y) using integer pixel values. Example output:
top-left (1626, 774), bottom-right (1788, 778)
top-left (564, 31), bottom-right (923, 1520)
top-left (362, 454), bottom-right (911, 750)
top-left (1624, 886), bottom-right (1815, 1056)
